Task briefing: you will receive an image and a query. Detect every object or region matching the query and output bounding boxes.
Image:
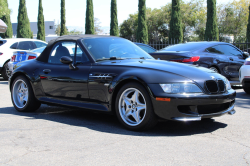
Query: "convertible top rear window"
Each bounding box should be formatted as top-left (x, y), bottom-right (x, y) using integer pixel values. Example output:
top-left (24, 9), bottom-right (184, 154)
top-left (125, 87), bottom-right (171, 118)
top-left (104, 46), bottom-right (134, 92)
top-left (159, 43), bottom-right (207, 52)
top-left (81, 38), bottom-right (154, 61)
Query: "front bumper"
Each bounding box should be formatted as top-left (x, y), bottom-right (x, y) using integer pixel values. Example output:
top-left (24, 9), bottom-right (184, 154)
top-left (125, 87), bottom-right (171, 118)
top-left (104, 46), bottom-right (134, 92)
top-left (171, 104), bottom-right (235, 121)
top-left (149, 85), bottom-right (236, 121)
top-left (239, 65), bottom-right (250, 83)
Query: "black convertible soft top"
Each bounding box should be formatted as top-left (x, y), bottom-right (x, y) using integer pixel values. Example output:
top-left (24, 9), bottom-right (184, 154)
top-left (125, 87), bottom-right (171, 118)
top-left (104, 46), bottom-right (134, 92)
top-left (36, 35), bottom-right (120, 62)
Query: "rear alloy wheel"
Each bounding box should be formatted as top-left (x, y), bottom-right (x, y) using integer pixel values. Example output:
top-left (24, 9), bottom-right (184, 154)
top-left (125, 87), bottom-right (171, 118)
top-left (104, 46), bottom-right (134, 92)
top-left (209, 67), bottom-right (219, 73)
top-left (1, 63), bottom-right (11, 80)
top-left (11, 76), bottom-right (41, 112)
top-left (115, 82), bottom-right (157, 131)
top-left (243, 85), bottom-right (250, 94)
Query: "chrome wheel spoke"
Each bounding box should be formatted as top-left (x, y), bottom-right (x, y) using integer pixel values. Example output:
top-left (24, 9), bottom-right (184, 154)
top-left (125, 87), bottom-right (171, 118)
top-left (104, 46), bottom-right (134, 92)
top-left (21, 83), bottom-right (26, 90)
top-left (125, 108), bottom-right (133, 117)
top-left (137, 105), bottom-right (146, 114)
top-left (131, 90), bottom-right (138, 103)
top-left (123, 96), bottom-right (131, 106)
top-left (132, 111), bottom-right (140, 123)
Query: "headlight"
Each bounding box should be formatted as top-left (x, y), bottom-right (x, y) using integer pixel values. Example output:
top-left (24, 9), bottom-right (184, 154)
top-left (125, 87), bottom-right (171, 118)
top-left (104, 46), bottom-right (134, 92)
top-left (222, 77), bottom-right (231, 90)
top-left (160, 83), bottom-right (202, 94)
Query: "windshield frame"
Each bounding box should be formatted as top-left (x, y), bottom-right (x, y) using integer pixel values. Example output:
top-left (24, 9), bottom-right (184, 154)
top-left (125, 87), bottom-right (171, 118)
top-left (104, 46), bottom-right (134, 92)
top-left (80, 37), bottom-right (154, 62)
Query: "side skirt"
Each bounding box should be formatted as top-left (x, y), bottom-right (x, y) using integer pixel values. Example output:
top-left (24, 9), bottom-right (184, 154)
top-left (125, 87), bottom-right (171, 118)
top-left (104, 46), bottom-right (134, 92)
top-left (39, 97), bottom-right (109, 112)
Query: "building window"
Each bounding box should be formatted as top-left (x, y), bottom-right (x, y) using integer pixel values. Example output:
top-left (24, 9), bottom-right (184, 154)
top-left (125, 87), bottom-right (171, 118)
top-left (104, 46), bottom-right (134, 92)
top-left (49, 26), bottom-right (53, 29)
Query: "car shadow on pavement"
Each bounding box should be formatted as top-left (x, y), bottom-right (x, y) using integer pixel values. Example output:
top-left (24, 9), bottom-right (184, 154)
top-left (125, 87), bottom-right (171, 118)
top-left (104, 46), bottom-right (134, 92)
top-left (0, 105), bottom-right (227, 136)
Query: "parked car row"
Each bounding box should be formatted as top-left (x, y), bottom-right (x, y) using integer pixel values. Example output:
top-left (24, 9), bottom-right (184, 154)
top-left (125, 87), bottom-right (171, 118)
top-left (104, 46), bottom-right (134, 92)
top-left (9, 35), bottom-right (237, 131)
top-left (0, 38), bottom-right (47, 79)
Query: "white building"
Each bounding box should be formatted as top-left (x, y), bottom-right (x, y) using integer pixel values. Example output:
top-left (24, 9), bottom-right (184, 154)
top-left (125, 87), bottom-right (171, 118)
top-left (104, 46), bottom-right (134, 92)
top-left (12, 21), bottom-right (58, 42)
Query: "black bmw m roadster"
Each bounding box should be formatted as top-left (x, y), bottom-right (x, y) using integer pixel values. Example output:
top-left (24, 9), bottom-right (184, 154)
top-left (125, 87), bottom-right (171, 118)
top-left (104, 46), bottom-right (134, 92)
top-left (9, 35), bottom-right (236, 131)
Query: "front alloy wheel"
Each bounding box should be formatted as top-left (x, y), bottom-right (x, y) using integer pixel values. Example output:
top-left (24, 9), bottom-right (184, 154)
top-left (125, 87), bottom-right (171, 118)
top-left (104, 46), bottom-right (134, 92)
top-left (119, 88), bottom-right (147, 126)
top-left (116, 82), bottom-right (157, 131)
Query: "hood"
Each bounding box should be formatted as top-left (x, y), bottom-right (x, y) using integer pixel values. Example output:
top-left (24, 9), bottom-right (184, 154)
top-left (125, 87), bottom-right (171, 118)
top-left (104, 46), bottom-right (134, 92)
top-left (98, 59), bottom-right (224, 82)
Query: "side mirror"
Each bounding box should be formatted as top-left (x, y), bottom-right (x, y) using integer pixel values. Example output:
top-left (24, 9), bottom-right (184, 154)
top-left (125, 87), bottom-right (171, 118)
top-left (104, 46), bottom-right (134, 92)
top-left (243, 52), bottom-right (249, 59)
top-left (60, 56), bottom-right (73, 64)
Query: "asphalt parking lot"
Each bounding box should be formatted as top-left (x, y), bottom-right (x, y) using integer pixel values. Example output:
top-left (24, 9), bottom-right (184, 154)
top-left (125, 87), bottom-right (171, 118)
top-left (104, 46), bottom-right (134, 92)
top-left (0, 78), bottom-right (250, 165)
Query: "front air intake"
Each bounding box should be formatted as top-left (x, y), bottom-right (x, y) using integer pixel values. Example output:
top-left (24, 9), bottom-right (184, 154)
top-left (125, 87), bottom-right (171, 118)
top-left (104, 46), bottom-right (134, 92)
top-left (218, 80), bottom-right (225, 92)
top-left (205, 80), bottom-right (218, 93)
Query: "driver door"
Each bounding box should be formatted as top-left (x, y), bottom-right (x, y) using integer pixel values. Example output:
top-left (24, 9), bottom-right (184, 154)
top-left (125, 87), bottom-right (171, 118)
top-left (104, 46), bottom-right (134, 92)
top-left (39, 41), bottom-right (91, 102)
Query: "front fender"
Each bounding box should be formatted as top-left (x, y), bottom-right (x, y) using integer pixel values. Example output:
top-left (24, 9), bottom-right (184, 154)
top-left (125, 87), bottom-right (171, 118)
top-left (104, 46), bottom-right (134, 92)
top-left (107, 68), bottom-right (192, 112)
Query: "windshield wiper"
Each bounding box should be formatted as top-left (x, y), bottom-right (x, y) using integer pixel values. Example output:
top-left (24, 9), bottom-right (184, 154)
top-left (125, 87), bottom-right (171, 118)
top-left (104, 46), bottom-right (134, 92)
top-left (96, 57), bottom-right (125, 62)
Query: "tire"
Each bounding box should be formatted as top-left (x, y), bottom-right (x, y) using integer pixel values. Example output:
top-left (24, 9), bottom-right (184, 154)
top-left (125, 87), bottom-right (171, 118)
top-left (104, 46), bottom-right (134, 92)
top-left (209, 67), bottom-right (219, 73)
top-left (11, 75), bottom-right (41, 112)
top-left (243, 85), bottom-right (250, 94)
top-left (115, 82), bottom-right (158, 131)
top-left (1, 63), bottom-right (11, 80)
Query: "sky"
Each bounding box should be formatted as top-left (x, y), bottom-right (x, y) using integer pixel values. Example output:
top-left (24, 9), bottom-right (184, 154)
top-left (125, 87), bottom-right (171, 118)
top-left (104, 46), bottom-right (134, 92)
top-left (8, 0), bottom-right (233, 29)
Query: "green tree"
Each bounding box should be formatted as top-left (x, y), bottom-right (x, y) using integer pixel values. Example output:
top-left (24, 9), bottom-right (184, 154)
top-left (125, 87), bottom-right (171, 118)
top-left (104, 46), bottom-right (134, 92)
top-left (137, 0), bottom-right (148, 43)
top-left (85, 0), bottom-right (94, 34)
top-left (37, 0), bottom-right (45, 41)
top-left (110, 0), bottom-right (119, 36)
top-left (120, 14), bottom-right (138, 40)
top-left (169, 0), bottom-right (183, 43)
top-left (0, 0), bottom-right (13, 38)
top-left (205, 0), bottom-right (219, 41)
top-left (17, 0), bottom-right (32, 38)
top-left (180, 0), bottom-right (206, 41)
top-left (0, 0), bottom-right (10, 18)
top-left (30, 30), bottom-right (33, 39)
top-left (68, 29), bottom-right (83, 35)
top-left (60, 0), bottom-right (67, 36)
top-left (55, 23), bottom-right (69, 36)
top-left (247, 6), bottom-right (250, 42)
top-left (120, 0), bottom-right (206, 42)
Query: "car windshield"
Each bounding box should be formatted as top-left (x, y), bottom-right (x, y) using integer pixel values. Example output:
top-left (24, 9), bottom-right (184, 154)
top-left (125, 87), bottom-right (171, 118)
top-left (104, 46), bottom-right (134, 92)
top-left (158, 42), bottom-right (207, 52)
top-left (31, 46), bottom-right (46, 53)
top-left (81, 38), bottom-right (154, 61)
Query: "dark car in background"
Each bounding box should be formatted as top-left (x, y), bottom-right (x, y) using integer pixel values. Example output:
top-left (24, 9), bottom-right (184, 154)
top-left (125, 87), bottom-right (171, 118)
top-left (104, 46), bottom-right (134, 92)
top-left (135, 43), bottom-right (156, 53)
top-left (150, 42), bottom-right (249, 85)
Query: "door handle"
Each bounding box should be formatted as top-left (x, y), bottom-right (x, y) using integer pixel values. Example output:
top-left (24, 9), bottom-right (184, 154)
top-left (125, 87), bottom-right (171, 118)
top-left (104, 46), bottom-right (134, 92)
top-left (229, 58), bottom-right (234, 61)
top-left (43, 69), bottom-right (51, 74)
